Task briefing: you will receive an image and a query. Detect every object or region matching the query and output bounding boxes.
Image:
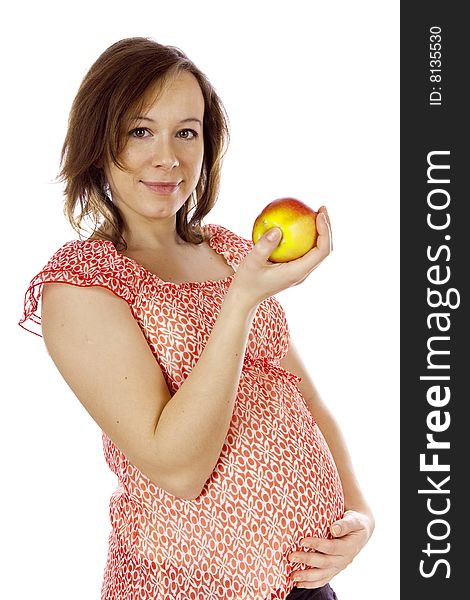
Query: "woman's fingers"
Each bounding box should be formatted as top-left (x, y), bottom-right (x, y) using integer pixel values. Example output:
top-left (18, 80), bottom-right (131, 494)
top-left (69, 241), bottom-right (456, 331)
top-left (252, 227), bottom-right (283, 264)
top-left (275, 211), bottom-right (332, 284)
top-left (316, 206), bottom-right (333, 254)
top-left (330, 510), bottom-right (366, 538)
top-left (289, 549), bottom-right (334, 569)
top-left (288, 542), bottom-right (342, 589)
top-left (232, 206), bottom-right (333, 304)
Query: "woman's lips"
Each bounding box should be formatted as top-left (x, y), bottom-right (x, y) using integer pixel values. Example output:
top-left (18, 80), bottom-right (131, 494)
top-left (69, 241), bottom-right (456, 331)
top-left (141, 181), bottom-right (181, 194)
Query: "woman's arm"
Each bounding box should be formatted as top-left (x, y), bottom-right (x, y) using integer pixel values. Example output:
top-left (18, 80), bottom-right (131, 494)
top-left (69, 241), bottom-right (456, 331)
top-left (41, 209), bottom-right (332, 502)
top-left (280, 338), bottom-right (375, 588)
top-left (41, 270), bottom-right (261, 502)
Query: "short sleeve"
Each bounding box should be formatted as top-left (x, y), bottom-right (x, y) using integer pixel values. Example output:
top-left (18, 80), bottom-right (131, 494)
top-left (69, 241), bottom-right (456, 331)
top-left (19, 240), bottom-right (142, 337)
top-left (206, 223), bottom-right (254, 270)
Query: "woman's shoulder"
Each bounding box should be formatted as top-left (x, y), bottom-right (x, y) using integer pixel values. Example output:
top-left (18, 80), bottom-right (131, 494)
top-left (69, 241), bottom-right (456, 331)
top-left (19, 239), bottom-right (138, 337)
top-left (43, 238), bottom-right (115, 269)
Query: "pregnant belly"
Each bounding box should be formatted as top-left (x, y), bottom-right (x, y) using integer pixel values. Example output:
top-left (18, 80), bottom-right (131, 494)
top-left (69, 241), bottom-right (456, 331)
top-left (108, 374), bottom-right (344, 598)
top-left (217, 375), bottom-right (345, 544)
top-left (148, 373), bottom-right (342, 548)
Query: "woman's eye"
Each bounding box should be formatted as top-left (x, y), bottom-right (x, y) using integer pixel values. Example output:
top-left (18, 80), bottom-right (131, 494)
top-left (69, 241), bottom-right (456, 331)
top-left (128, 127), bottom-right (198, 139)
top-left (177, 129), bottom-right (198, 140)
top-left (130, 127), bottom-right (150, 138)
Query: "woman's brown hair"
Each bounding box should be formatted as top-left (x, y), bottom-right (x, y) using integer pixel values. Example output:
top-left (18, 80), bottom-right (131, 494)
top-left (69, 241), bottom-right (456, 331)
top-left (57, 37), bottom-right (230, 249)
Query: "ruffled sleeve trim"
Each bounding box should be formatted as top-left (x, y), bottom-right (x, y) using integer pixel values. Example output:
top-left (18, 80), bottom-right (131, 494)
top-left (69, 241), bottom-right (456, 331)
top-left (19, 240), bottom-right (143, 337)
top-left (205, 223), bottom-right (254, 270)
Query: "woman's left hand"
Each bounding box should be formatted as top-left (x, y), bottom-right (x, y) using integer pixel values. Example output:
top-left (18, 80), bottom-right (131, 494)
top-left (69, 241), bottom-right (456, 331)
top-left (288, 510), bottom-right (374, 589)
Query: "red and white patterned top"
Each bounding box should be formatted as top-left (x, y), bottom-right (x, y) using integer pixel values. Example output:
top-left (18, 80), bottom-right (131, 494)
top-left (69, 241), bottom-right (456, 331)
top-left (19, 223), bottom-right (344, 600)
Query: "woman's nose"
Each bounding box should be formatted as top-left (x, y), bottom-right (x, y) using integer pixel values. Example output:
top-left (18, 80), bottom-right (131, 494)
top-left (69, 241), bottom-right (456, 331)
top-left (151, 137), bottom-right (180, 169)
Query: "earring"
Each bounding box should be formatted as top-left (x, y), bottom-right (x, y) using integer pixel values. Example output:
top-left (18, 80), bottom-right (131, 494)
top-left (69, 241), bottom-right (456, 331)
top-left (103, 182), bottom-right (112, 201)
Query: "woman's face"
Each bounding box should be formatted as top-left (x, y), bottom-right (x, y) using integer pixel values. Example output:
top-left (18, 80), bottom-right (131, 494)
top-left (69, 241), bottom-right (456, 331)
top-left (105, 71), bottom-right (205, 233)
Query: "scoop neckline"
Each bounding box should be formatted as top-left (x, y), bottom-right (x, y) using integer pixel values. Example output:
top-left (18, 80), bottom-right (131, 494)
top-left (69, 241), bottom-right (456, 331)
top-left (92, 223), bottom-right (237, 288)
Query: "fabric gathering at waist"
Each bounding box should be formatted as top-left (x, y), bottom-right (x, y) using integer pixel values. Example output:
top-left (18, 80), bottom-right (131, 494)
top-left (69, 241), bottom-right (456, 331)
top-left (242, 355), bottom-right (302, 386)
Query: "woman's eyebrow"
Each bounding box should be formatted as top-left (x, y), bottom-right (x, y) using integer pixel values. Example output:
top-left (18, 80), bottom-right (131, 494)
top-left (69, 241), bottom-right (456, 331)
top-left (133, 116), bottom-right (202, 126)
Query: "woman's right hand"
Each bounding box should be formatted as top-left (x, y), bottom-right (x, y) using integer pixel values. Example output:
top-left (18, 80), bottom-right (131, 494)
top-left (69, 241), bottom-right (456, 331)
top-left (230, 206), bottom-right (333, 309)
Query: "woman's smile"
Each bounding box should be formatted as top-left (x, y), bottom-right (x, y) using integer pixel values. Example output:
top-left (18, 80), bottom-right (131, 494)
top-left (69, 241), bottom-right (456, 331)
top-left (140, 180), bottom-right (182, 195)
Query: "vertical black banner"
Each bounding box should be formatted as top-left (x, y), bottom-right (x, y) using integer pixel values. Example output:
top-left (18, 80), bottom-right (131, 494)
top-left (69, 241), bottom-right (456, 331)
top-left (401, 2), bottom-right (467, 597)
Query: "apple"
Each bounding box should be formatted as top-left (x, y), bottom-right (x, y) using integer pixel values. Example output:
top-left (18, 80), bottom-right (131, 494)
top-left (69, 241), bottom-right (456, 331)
top-left (252, 197), bottom-right (318, 262)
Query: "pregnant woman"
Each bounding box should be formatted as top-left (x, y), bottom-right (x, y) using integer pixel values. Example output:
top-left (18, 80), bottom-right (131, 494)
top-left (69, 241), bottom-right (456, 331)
top-left (19, 37), bottom-right (374, 599)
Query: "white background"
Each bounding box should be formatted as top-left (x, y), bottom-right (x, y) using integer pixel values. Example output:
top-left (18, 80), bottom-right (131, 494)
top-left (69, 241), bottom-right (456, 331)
top-left (1, 1), bottom-right (399, 598)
